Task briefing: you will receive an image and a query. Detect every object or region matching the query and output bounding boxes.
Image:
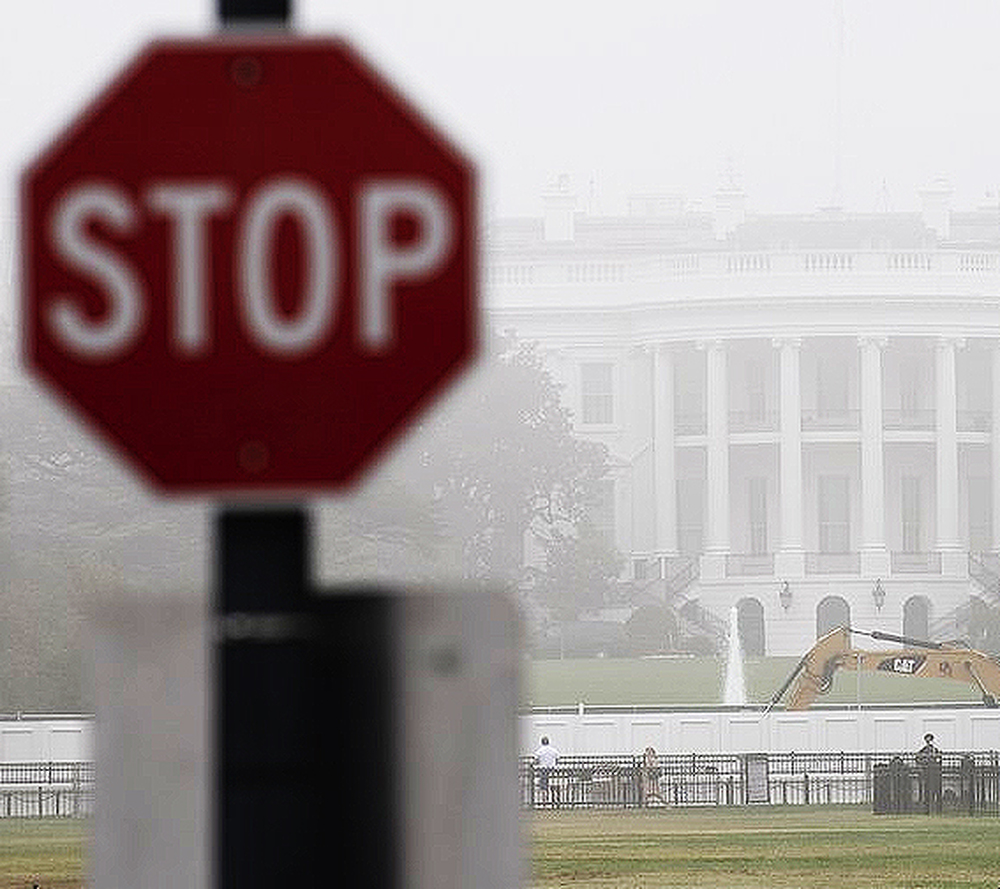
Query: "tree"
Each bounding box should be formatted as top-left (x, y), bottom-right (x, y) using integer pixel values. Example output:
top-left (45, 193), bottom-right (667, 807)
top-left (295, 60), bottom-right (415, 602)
top-left (0, 384), bottom-right (204, 713)
top-left (529, 518), bottom-right (623, 621)
top-left (396, 332), bottom-right (618, 606)
top-left (965, 597), bottom-right (1000, 655)
top-left (0, 330), bottom-right (620, 711)
top-left (0, 576), bottom-right (89, 712)
top-left (625, 604), bottom-right (679, 656)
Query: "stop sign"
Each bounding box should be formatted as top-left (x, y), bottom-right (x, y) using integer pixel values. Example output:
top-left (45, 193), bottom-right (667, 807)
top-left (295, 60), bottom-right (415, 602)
top-left (21, 37), bottom-right (476, 492)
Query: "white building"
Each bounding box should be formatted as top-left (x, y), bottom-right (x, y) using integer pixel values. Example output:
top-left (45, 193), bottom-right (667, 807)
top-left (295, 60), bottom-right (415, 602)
top-left (488, 179), bottom-right (1000, 656)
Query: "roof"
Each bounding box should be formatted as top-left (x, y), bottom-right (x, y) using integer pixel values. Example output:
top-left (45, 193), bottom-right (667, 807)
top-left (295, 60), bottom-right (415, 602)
top-left (487, 203), bottom-right (1000, 255)
top-left (733, 209), bottom-right (936, 250)
top-left (487, 213), bottom-right (716, 254)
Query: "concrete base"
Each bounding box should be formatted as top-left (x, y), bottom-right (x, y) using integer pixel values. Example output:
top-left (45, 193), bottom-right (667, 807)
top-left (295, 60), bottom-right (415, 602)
top-left (87, 591), bottom-right (521, 889)
top-left (89, 598), bottom-right (210, 889)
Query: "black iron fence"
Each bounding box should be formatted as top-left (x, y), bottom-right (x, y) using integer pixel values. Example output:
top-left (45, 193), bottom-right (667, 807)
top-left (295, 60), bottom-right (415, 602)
top-left (0, 762), bottom-right (94, 818)
top-left (873, 754), bottom-right (1000, 815)
top-left (4, 755), bottom-right (997, 818)
top-left (520, 752), bottom-right (1000, 815)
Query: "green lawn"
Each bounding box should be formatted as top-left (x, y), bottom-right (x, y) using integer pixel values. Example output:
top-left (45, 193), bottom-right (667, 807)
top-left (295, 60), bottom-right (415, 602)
top-left (3, 808), bottom-right (998, 889)
top-left (0, 819), bottom-right (88, 888)
top-left (530, 805), bottom-right (1000, 888)
top-left (523, 656), bottom-right (984, 708)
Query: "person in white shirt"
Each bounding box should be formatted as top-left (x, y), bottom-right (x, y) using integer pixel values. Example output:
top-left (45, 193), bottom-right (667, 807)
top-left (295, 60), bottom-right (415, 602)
top-left (641, 746), bottom-right (661, 805)
top-left (534, 736), bottom-right (560, 805)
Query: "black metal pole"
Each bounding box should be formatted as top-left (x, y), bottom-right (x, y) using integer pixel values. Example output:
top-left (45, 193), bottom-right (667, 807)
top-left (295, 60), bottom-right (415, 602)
top-left (212, 7), bottom-right (397, 885)
top-left (215, 506), bottom-right (310, 887)
top-left (214, 507), bottom-right (399, 887)
top-left (214, 0), bottom-right (299, 882)
top-left (218, 0), bottom-right (291, 26)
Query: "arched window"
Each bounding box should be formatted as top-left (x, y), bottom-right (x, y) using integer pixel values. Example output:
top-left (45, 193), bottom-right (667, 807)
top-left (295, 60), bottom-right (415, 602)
top-left (903, 595), bottom-right (930, 640)
top-left (817, 595), bottom-right (851, 638)
top-left (737, 597), bottom-right (765, 656)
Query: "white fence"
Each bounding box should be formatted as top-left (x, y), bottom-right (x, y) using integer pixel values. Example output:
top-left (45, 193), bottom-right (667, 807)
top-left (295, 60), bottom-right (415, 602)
top-left (521, 704), bottom-right (1000, 757)
top-left (4, 708), bottom-right (998, 764)
top-left (0, 717), bottom-right (93, 762)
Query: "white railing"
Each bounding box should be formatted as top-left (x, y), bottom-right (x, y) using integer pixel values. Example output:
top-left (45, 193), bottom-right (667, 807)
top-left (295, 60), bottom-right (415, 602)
top-left (488, 249), bottom-right (1000, 287)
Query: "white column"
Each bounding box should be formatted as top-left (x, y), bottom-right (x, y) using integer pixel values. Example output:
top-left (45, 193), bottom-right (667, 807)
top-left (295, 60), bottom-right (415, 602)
top-left (775, 338), bottom-right (803, 553)
top-left (859, 337), bottom-right (887, 555)
top-left (704, 340), bottom-right (730, 555)
top-left (935, 337), bottom-right (963, 563)
top-left (859, 336), bottom-right (890, 578)
top-left (773, 337), bottom-right (804, 579)
top-left (653, 345), bottom-right (677, 555)
top-left (992, 344), bottom-right (1000, 551)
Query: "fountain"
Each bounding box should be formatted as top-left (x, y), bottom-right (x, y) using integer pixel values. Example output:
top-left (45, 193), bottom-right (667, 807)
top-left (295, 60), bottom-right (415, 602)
top-left (723, 605), bottom-right (747, 705)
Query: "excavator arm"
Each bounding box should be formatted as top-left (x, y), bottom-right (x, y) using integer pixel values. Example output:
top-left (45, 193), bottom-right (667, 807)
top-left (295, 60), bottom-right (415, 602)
top-left (767, 626), bottom-right (1000, 711)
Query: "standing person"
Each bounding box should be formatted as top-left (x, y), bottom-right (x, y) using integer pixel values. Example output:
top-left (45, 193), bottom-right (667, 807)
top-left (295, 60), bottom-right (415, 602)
top-left (534, 736), bottom-right (560, 806)
top-left (641, 746), bottom-right (661, 805)
top-left (917, 733), bottom-right (939, 757)
top-left (916, 733), bottom-right (942, 813)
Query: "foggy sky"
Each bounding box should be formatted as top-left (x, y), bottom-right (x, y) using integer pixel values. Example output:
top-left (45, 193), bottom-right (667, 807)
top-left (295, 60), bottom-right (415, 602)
top-left (0, 0), bottom-right (998, 568)
top-left (2, 0), bottom-right (1000, 243)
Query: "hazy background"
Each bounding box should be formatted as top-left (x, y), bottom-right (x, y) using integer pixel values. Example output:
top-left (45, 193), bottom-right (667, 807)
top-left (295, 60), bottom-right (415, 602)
top-left (3, 1), bottom-right (1000, 243)
top-left (1, 0), bottom-right (999, 708)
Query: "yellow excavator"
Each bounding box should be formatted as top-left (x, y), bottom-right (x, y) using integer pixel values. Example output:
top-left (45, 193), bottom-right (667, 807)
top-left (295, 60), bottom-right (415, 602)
top-left (765, 626), bottom-right (1000, 712)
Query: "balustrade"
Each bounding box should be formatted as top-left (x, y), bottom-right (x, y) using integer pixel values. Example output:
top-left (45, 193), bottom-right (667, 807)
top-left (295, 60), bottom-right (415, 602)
top-left (675, 412), bottom-right (707, 436)
top-left (883, 408), bottom-right (935, 431)
top-left (891, 551), bottom-right (943, 574)
top-left (728, 410), bottom-right (779, 433)
top-left (805, 552), bottom-right (861, 575)
top-left (486, 248), bottom-right (1000, 287)
top-left (725, 553), bottom-right (774, 576)
top-left (957, 410), bottom-right (991, 432)
top-left (801, 408), bottom-right (860, 431)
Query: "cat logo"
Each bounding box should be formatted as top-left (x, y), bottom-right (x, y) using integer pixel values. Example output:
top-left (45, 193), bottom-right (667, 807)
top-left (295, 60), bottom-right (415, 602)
top-left (877, 655), bottom-right (926, 674)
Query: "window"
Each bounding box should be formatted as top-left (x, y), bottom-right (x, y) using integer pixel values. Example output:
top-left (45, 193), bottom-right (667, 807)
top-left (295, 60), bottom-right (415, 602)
top-left (674, 352), bottom-right (706, 433)
top-left (633, 558), bottom-right (662, 581)
top-left (816, 356), bottom-right (848, 416)
top-left (746, 358), bottom-right (766, 423)
top-left (901, 475), bottom-right (921, 552)
top-left (969, 477), bottom-right (991, 552)
top-left (748, 477), bottom-right (768, 554)
top-left (581, 362), bottom-right (614, 425)
top-left (737, 597), bottom-right (766, 657)
top-left (903, 596), bottom-right (930, 640)
top-left (676, 478), bottom-right (704, 554)
top-left (816, 595), bottom-right (851, 637)
top-left (818, 475), bottom-right (850, 553)
top-left (899, 359), bottom-right (921, 415)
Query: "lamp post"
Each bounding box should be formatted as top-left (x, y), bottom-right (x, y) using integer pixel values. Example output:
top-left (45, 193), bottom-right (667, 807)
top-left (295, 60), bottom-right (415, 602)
top-left (779, 580), bottom-right (792, 611)
top-left (872, 578), bottom-right (886, 612)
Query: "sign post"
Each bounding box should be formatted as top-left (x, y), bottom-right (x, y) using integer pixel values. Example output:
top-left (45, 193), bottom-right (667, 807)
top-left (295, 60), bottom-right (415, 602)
top-left (215, 507), bottom-right (402, 886)
top-left (20, 2), bottom-right (512, 887)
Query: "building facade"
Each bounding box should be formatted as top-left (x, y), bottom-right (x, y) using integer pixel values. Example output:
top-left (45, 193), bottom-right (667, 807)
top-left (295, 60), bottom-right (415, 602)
top-left (488, 180), bottom-right (1000, 655)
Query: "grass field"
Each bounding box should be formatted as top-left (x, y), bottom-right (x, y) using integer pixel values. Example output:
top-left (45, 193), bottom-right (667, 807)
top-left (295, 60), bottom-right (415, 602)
top-left (0, 819), bottom-right (88, 888)
top-left (3, 809), bottom-right (998, 888)
top-left (523, 656), bottom-right (984, 708)
top-left (530, 806), bottom-right (1000, 889)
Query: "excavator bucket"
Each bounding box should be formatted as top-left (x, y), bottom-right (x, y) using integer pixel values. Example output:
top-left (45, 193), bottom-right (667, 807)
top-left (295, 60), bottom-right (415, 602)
top-left (765, 625), bottom-right (1000, 711)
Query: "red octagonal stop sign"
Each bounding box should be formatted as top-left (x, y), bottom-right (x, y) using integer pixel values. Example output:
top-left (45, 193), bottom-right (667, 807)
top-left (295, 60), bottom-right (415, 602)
top-left (22, 37), bottom-right (477, 492)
